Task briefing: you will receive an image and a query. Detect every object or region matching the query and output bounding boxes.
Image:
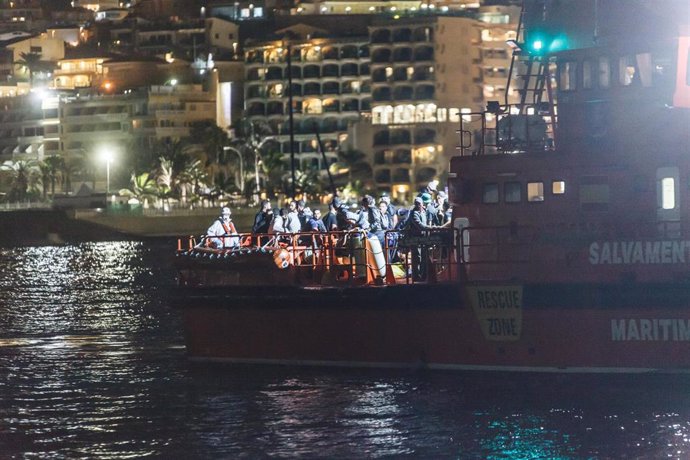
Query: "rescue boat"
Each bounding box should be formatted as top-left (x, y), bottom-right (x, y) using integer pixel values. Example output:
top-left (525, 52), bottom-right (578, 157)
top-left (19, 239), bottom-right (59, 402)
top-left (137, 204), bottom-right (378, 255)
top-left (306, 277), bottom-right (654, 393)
top-left (173, 0), bottom-right (690, 372)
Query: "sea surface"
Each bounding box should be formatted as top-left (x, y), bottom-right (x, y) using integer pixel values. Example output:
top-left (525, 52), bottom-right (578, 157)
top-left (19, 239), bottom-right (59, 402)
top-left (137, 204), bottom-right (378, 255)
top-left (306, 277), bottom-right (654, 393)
top-left (1, 241), bottom-right (690, 458)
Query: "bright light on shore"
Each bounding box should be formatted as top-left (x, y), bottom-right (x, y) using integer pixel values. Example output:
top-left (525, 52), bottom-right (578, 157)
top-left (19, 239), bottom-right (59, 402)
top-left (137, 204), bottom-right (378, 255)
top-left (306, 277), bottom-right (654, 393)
top-left (98, 146), bottom-right (115, 196)
top-left (99, 147), bottom-right (114, 164)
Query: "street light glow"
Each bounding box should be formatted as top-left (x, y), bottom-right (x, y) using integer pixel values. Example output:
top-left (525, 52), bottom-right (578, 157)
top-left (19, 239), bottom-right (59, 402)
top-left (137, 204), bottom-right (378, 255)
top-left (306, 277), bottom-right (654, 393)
top-left (98, 146), bottom-right (115, 197)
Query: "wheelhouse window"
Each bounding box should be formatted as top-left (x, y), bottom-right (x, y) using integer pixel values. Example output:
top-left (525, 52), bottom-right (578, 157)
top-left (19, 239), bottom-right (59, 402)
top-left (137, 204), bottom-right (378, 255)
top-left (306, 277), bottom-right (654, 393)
top-left (559, 61), bottom-right (577, 91)
top-left (619, 55), bottom-right (637, 86)
top-left (579, 176), bottom-right (609, 211)
top-left (482, 183), bottom-right (499, 203)
top-left (527, 182), bottom-right (544, 202)
top-left (582, 60), bottom-right (594, 89)
top-left (504, 181), bottom-right (521, 203)
top-left (598, 57), bottom-right (611, 88)
top-left (552, 180), bottom-right (565, 194)
top-left (661, 177), bottom-right (676, 209)
top-left (635, 52), bottom-right (653, 87)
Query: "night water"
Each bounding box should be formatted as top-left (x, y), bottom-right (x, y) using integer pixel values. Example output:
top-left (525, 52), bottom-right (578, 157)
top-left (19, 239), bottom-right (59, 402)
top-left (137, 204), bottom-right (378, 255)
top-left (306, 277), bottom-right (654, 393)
top-left (1, 241), bottom-right (689, 458)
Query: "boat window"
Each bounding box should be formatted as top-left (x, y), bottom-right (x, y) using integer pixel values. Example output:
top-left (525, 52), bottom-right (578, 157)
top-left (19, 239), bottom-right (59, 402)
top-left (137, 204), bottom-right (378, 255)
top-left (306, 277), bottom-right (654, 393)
top-left (552, 180), bottom-right (565, 195)
top-left (598, 57), bottom-right (611, 88)
top-left (619, 55), bottom-right (637, 86)
top-left (482, 183), bottom-right (499, 203)
top-left (504, 181), bottom-right (521, 203)
top-left (636, 53), bottom-right (653, 87)
top-left (661, 177), bottom-right (676, 210)
top-left (527, 182), bottom-right (544, 202)
top-left (582, 60), bottom-right (594, 89)
top-left (559, 61), bottom-right (577, 91)
top-left (579, 178), bottom-right (609, 209)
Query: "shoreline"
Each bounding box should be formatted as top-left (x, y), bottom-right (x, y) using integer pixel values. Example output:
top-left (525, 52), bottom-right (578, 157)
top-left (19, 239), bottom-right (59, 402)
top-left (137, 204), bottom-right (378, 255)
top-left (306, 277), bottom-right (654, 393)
top-left (0, 208), bottom-right (257, 246)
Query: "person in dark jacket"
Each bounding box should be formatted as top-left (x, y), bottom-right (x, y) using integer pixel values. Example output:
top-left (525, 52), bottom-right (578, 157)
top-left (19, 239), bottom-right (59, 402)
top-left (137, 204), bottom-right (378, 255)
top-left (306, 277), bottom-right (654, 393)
top-left (409, 196), bottom-right (435, 280)
top-left (322, 200), bottom-right (339, 231)
top-left (252, 200), bottom-right (273, 234)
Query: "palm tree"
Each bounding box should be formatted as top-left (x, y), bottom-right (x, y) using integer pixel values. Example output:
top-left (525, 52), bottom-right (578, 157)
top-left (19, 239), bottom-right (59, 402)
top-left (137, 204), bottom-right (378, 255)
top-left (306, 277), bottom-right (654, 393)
top-left (40, 155), bottom-right (64, 199)
top-left (59, 149), bottom-right (95, 193)
top-left (331, 147), bottom-right (371, 186)
top-left (294, 169), bottom-right (323, 198)
top-left (177, 159), bottom-right (209, 203)
top-left (228, 119), bottom-right (279, 198)
top-left (0, 159), bottom-right (41, 201)
top-left (119, 172), bottom-right (159, 207)
top-left (14, 51), bottom-right (43, 83)
top-left (258, 149), bottom-right (287, 199)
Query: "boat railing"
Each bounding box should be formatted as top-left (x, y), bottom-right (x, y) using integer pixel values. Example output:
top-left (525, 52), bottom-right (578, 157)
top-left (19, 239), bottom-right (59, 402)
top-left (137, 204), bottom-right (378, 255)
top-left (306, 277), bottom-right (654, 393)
top-left (177, 228), bottom-right (460, 286)
top-left (458, 224), bottom-right (536, 266)
top-left (458, 220), bottom-right (690, 268)
top-left (459, 103), bottom-right (556, 156)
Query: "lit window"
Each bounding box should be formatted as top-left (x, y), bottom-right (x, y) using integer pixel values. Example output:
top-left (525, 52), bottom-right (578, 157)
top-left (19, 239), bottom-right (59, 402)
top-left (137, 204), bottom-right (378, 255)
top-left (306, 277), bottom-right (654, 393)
top-left (482, 183), bottom-right (499, 204)
top-left (582, 60), bottom-right (593, 89)
top-left (552, 180), bottom-right (565, 194)
top-left (598, 57), bottom-right (610, 87)
top-left (527, 182), bottom-right (544, 202)
top-left (661, 177), bottom-right (675, 209)
top-left (504, 181), bottom-right (521, 203)
top-left (636, 53), bottom-right (653, 87)
top-left (559, 61), bottom-right (577, 91)
top-left (619, 56), bottom-right (637, 86)
top-left (449, 109), bottom-right (460, 123)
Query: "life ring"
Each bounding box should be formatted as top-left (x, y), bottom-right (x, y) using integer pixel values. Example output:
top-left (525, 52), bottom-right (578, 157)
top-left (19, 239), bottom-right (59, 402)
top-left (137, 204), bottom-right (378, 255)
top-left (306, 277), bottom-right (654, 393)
top-left (273, 248), bottom-right (290, 269)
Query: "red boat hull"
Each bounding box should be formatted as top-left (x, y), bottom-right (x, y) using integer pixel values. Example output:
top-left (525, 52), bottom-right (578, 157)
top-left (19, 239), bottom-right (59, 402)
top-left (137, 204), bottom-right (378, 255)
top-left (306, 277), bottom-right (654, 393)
top-left (177, 283), bottom-right (690, 373)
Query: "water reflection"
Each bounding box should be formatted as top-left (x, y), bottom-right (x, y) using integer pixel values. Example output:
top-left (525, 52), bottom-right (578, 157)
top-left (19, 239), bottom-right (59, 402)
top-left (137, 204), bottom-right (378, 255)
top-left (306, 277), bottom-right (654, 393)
top-left (2, 242), bottom-right (690, 457)
top-left (0, 242), bottom-right (170, 336)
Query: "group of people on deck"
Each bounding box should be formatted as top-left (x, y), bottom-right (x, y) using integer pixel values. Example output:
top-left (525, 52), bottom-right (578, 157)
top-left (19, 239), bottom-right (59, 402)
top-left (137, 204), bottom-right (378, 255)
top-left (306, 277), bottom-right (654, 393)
top-left (206, 183), bottom-right (452, 278)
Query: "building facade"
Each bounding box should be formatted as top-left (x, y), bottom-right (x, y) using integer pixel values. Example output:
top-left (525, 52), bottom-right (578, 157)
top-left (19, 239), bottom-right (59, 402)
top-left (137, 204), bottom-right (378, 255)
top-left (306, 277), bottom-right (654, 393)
top-left (362, 15), bottom-right (481, 200)
top-left (244, 37), bottom-right (371, 171)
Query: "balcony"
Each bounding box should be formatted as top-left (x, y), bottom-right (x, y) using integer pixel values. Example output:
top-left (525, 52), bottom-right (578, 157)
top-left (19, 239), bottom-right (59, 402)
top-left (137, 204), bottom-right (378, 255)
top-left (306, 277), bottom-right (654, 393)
top-left (302, 65), bottom-right (320, 79)
top-left (322, 64), bottom-right (339, 78)
top-left (322, 82), bottom-right (340, 95)
top-left (392, 28), bottom-right (412, 43)
top-left (371, 29), bottom-right (391, 44)
top-left (413, 46), bottom-right (434, 61)
top-left (371, 49), bottom-right (391, 64)
top-left (392, 47), bottom-right (412, 62)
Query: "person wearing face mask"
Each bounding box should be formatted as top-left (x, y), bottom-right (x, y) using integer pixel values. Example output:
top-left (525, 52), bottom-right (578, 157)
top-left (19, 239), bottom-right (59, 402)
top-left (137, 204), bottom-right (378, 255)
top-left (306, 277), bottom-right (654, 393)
top-left (206, 206), bottom-right (239, 248)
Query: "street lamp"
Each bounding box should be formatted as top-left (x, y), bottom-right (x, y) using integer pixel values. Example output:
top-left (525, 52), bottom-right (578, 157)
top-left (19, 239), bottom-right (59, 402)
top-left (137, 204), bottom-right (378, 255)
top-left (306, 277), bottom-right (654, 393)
top-left (223, 146), bottom-right (244, 194)
top-left (99, 147), bottom-right (114, 196)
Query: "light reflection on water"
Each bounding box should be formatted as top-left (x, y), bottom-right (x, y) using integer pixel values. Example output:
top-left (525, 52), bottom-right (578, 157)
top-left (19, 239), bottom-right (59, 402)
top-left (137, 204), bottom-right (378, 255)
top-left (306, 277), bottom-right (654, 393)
top-left (1, 242), bottom-right (690, 457)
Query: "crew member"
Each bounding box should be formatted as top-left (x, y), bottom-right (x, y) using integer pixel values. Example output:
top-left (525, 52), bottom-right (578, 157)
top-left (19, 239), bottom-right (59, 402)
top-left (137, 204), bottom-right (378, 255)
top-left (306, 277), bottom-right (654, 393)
top-left (207, 207), bottom-right (239, 248)
top-left (409, 196), bottom-right (435, 281)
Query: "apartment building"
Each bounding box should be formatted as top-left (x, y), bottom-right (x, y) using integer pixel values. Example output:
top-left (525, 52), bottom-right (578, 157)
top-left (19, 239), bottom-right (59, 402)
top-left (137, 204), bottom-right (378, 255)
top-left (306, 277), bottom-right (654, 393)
top-left (0, 0), bottom-right (44, 32)
top-left (357, 15), bottom-right (481, 200)
top-left (146, 82), bottom-right (216, 141)
top-left (5, 32), bottom-right (66, 85)
top-left (476, 4), bottom-right (521, 106)
top-left (244, 35), bottom-right (371, 170)
top-left (293, 0), bottom-right (420, 15)
top-left (53, 49), bottom-right (110, 90)
top-left (72, 0), bottom-right (122, 12)
top-left (58, 91), bottom-right (147, 160)
top-left (0, 89), bottom-right (58, 162)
